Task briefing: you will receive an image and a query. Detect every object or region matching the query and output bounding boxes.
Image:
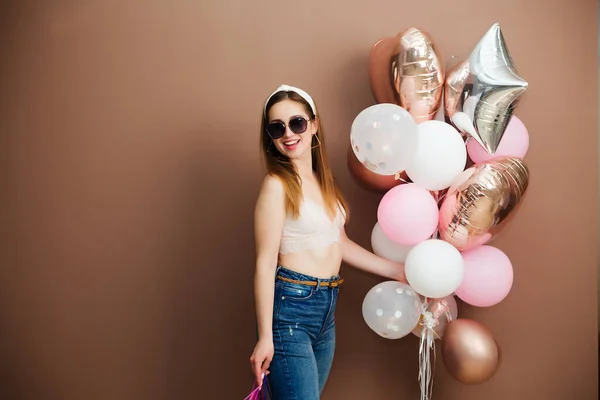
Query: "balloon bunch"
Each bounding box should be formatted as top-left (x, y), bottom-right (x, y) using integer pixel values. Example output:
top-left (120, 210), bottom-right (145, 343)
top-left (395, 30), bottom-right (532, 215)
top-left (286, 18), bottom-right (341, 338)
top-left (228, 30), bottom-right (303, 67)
top-left (353, 23), bottom-right (530, 399)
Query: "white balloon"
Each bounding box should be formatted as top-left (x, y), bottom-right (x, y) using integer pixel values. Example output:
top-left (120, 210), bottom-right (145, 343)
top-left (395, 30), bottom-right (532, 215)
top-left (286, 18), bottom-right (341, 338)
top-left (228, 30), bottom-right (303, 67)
top-left (370, 222), bottom-right (414, 262)
top-left (362, 281), bottom-right (423, 340)
top-left (350, 104), bottom-right (419, 175)
top-left (405, 120), bottom-right (467, 191)
top-left (405, 239), bottom-right (465, 298)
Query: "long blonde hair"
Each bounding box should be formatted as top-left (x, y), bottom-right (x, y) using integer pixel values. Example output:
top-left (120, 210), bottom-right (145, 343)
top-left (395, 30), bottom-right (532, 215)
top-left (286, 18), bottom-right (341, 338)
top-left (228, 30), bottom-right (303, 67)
top-left (259, 90), bottom-right (349, 222)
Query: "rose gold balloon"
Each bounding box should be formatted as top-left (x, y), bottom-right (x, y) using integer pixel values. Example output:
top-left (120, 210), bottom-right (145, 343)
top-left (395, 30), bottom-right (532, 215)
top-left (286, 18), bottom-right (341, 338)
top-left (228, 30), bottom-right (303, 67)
top-left (368, 37), bottom-right (399, 104)
top-left (438, 157), bottom-right (529, 251)
top-left (394, 27), bottom-right (445, 123)
top-left (441, 319), bottom-right (500, 384)
top-left (367, 28), bottom-right (444, 123)
top-left (412, 296), bottom-right (458, 339)
top-left (346, 145), bottom-right (409, 192)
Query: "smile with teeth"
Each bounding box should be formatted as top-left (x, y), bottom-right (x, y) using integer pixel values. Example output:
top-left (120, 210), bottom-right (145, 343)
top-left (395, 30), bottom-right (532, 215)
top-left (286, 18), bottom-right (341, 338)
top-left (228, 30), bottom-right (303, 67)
top-left (283, 139), bottom-right (300, 146)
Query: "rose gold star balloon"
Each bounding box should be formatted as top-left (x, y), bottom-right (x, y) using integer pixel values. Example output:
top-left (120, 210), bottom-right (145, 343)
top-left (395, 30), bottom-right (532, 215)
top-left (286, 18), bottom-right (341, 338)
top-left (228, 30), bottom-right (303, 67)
top-left (438, 157), bottom-right (529, 251)
top-left (368, 27), bottom-right (445, 123)
top-left (445, 23), bottom-right (528, 155)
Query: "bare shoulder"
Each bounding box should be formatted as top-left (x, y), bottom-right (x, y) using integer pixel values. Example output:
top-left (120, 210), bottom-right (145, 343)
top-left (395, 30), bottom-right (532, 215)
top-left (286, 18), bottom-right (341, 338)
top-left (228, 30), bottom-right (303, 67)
top-left (255, 174), bottom-right (286, 215)
top-left (254, 174), bottom-right (287, 254)
top-left (259, 174), bottom-right (285, 197)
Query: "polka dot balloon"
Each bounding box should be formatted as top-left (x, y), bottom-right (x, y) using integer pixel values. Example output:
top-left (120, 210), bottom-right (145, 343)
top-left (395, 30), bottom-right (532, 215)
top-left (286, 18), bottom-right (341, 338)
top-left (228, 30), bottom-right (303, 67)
top-left (350, 103), bottom-right (419, 176)
top-left (362, 281), bottom-right (422, 340)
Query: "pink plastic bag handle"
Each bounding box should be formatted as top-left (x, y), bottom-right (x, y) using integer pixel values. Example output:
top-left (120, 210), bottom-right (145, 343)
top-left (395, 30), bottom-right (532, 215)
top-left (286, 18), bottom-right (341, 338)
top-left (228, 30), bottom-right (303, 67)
top-left (244, 374), bottom-right (269, 400)
top-left (243, 384), bottom-right (261, 400)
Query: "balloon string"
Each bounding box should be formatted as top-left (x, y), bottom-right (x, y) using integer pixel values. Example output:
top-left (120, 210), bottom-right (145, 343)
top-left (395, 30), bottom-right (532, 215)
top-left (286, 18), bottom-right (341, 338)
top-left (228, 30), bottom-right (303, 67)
top-left (418, 323), bottom-right (436, 400)
top-left (430, 190), bottom-right (447, 204)
top-left (435, 191), bottom-right (447, 204)
top-left (418, 298), bottom-right (445, 400)
top-left (445, 308), bottom-right (453, 323)
top-left (394, 172), bottom-right (409, 183)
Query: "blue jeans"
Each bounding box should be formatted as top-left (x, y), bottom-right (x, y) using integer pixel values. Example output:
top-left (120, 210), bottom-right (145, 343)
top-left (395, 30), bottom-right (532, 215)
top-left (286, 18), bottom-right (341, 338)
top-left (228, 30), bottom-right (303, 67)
top-left (267, 266), bottom-right (341, 400)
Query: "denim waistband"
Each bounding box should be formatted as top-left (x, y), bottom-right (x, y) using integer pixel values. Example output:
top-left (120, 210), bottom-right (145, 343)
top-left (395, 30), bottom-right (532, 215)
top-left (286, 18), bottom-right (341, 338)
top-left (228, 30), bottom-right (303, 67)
top-left (275, 265), bottom-right (341, 283)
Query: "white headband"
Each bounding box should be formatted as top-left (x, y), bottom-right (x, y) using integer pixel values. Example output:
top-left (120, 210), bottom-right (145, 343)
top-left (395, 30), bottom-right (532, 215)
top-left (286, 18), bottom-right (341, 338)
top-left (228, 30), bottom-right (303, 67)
top-left (264, 84), bottom-right (317, 117)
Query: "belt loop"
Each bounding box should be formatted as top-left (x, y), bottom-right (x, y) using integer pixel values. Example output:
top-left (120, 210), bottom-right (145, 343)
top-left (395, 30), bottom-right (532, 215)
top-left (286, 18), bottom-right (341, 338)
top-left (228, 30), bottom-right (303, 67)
top-left (274, 265), bottom-right (281, 278)
top-left (315, 277), bottom-right (321, 291)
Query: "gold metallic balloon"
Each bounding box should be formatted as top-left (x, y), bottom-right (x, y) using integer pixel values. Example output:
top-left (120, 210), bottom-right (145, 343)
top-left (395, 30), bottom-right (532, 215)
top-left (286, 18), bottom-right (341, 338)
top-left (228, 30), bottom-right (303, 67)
top-left (395, 28), bottom-right (445, 123)
top-left (346, 145), bottom-right (409, 192)
top-left (368, 28), bottom-right (444, 123)
top-left (438, 157), bottom-right (529, 251)
top-left (444, 23), bottom-right (528, 155)
top-left (441, 319), bottom-right (500, 384)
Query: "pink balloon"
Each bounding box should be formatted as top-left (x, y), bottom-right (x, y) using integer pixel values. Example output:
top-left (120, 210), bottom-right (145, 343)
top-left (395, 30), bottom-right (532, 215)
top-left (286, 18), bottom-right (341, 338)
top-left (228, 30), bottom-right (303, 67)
top-left (455, 245), bottom-right (513, 307)
top-left (467, 115), bottom-right (529, 164)
top-left (377, 183), bottom-right (439, 245)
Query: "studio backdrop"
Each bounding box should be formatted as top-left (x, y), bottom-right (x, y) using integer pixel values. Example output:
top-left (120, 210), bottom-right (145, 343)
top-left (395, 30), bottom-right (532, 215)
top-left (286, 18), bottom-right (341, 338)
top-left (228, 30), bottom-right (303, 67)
top-left (0, 1), bottom-right (597, 399)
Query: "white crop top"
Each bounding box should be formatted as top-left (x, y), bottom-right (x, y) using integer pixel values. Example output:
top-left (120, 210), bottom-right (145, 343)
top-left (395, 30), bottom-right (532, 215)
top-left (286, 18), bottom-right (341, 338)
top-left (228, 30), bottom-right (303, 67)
top-left (279, 198), bottom-right (346, 255)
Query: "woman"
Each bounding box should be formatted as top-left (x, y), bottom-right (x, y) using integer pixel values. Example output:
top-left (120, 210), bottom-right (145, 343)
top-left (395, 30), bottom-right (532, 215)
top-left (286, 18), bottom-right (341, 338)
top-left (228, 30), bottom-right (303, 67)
top-left (250, 84), bottom-right (406, 399)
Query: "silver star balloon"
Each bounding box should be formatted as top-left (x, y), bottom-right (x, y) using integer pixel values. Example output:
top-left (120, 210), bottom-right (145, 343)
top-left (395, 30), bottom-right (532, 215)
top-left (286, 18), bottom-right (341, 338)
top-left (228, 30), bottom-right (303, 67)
top-left (444, 23), bottom-right (528, 155)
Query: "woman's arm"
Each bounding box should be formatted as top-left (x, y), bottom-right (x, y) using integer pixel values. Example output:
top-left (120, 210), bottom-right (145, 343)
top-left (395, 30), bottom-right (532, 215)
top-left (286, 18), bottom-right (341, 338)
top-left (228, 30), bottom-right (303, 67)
top-left (340, 227), bottom-right (407, 283)
top-left (253, 175), bottom-right (287, 341)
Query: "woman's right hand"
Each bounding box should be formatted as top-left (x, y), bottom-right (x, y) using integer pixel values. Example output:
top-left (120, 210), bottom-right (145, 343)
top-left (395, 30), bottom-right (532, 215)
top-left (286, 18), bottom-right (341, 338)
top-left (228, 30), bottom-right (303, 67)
top-left (249, 338), bottom-right (274, 386)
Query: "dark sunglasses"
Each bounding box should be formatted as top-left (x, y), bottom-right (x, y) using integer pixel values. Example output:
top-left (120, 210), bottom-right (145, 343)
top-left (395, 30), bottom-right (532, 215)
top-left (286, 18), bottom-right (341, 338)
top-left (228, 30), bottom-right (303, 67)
top-left (265, 116), bottom-right (311, 140)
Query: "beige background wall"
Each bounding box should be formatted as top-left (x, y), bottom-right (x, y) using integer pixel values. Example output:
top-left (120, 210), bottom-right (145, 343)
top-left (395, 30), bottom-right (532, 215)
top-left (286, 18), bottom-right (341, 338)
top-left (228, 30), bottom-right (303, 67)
top-left (1, 1), bottom-right (597, 399)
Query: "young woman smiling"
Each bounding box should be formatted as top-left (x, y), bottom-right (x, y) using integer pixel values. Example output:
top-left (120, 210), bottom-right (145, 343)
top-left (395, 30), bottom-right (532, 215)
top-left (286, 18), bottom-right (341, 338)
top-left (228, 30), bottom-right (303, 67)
top-left (250, 84), bottom-right (406, 399)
